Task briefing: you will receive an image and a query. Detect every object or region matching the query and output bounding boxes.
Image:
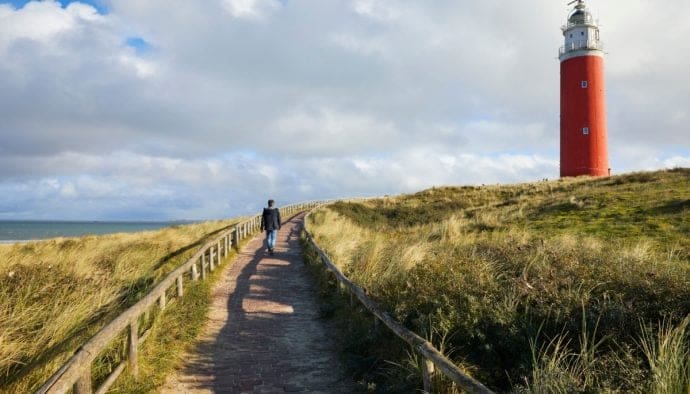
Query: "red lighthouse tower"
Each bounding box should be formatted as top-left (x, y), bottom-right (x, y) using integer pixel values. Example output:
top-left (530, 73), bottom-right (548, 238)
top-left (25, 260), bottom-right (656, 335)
top-left (559, 0), bottom-right (609, 177)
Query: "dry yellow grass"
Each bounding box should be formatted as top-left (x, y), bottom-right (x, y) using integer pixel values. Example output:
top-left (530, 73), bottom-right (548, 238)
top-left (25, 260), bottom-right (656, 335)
top-left (0, 219), bottom-right (237, 393)
top-left (307, 169), bottom-right (690, 392)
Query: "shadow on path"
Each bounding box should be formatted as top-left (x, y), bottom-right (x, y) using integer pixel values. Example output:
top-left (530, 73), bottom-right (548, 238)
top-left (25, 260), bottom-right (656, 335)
top-left (169, 214), bottom-right (356, 393)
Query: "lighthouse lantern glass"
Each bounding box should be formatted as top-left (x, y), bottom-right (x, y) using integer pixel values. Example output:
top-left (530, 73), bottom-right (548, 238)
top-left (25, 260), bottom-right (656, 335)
top-left (559, 0), bottom-right (603, 58)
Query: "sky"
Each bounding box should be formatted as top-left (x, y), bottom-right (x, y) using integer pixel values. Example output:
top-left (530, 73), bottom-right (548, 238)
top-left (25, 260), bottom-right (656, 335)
top-left (0, 0), bottom-right (688, 220)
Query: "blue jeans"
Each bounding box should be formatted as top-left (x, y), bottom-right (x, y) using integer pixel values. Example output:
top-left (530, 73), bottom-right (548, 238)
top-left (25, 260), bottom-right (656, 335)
top-left (266, 229), bottom-right (277, 250)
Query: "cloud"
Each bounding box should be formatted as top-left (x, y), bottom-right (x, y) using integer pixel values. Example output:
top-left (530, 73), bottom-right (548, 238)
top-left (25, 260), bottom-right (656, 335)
top-left (221, 0), bottom-right (281, 20)
top-left (0, 0), bottom-right (688, 219)
top-left (0, 1), bottom-right (98, 48)
top-left (664, 156), bottom-right (690, 168)
top-left (352, 0), bottom-right (401, 22)
top-left (269, 107), bottom-right (399, 156)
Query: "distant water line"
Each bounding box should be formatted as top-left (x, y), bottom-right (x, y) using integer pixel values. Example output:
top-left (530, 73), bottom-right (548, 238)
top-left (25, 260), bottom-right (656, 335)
top-left (0, 221), bottom-right (186, 242)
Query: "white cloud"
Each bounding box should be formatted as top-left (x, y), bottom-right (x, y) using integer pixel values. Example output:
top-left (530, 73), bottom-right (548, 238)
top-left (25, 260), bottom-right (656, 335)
top-left (0, 1), bottom-right (106, 51)
top-left (0, 1), bottom-right (73, 48)
top-left (0, 148), bottom-right (560, 220)
top-left (663, 156), bottom-right (690, 169)
top-left (59, 182), bottom-right (78, 198)
top-left (270, 107), bottom-right (399, 156)
top-left (330, 33), bottom-right (385, 56)
top-left (221, 0), bottom-right (280, 20)
top-left (118, 52), bottom-right (157, 78)
top-left (0, 0), bottom-right (688, 219)
top-left (353, 0), bottom-right (400, 22)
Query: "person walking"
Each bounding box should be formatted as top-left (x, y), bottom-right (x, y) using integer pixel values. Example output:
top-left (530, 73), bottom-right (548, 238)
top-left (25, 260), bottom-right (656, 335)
top-left (261, 199), bottom-right (281, 255)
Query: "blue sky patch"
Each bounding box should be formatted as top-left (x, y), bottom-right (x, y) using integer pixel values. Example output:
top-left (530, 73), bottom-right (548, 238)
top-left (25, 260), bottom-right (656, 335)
top-left (1, 0), bottom-right (108, 14)
top-left (126, 37), bottom-right (152, 55)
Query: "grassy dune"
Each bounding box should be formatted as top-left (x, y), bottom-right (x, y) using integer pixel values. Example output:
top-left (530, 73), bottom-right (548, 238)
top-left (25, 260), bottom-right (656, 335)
top-left (307, 169), bottom-right (690, 392)
top-left (0, 219), bottom-right (237, 393)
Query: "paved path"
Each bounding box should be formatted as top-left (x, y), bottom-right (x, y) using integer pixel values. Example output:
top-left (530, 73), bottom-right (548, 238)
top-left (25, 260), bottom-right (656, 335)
top-left (162, 213), bottom-right (356, 393)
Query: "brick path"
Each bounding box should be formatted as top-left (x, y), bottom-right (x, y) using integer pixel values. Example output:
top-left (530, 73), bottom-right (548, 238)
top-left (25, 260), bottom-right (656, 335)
top-left (162, 213), bottom-right (357, 393)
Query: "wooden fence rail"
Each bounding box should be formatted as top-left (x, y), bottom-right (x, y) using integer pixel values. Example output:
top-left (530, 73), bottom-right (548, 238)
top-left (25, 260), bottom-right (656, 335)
top-left (37, 201), bottom-right (321, 394)
top-left (304, 208), bottom-right (494, 394)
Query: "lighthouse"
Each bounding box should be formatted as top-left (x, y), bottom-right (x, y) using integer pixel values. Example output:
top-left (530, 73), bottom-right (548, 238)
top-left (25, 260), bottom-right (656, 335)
top-left (559, 0), bottom-right (609, 177)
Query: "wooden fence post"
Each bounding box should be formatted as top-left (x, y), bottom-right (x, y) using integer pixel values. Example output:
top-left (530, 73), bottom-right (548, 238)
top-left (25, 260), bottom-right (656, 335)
top-left (176, 276), bottom-right (183, 297)
top-left (421, 356), bottom-right (435, 392)
top-left (159, 290), bottom-right (166, 310)
top-left (224, 235), bottom-right (229, 258)
top-left (192, 262), bottom-right (198, 281)
top-left (209, 248), bottom-right (215, 272)
top-left (129, 319), bottom-right (139, 379)
top-left (200, 255), bottom-right (206, 280)
top-left (217, 241), bottom-right (221, 262)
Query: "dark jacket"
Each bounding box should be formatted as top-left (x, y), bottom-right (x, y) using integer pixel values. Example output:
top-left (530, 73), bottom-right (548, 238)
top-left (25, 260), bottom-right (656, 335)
top-left (261, 207), bottom-right (281, 231)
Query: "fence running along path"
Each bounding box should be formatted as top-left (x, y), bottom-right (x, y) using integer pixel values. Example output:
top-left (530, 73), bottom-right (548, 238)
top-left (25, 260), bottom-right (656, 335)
top-left (304, 209), bottom-right (494, 394)
top-left (37, 200), bottom-right (493, 393)
top-left (36, 202), bottom-right (320, 394)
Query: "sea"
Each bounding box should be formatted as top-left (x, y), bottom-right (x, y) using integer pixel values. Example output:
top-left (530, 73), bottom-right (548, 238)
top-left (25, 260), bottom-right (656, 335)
top-left (0, 221), bottom-right (185, 243)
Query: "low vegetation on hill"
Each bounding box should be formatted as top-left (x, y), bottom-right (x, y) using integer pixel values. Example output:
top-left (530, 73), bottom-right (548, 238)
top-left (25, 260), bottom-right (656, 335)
top-left (0, 219), bottom-right (237, 392)
top-left (306, 168), bottom-right (690, 392)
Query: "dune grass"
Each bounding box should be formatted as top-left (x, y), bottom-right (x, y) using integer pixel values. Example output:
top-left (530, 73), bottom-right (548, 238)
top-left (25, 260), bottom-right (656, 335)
top-left (107, 252), bottom-right (231, 393)
top-left (0, 219), bottom-right (237, 393)
top-left (306, 168), bottom-right (690, 392)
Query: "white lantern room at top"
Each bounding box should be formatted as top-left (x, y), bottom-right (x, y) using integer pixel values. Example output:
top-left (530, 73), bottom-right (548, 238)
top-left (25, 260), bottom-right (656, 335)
top-left (559, 0), bottom-right (603, 61)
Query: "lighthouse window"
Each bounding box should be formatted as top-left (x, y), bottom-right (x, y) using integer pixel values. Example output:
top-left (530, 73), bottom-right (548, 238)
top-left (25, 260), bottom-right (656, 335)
top-left (581, 31), bottom-right (585, 36)
top-left (583, 127), bottom-right (590, 135)
top-left (581, 80), bottom-right (588, 88)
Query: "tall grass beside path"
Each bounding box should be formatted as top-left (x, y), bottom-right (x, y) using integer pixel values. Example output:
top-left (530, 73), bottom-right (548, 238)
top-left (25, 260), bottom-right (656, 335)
top-left (108, 233), bottom-right (251, 393)
top-left (0, 219), bottom-right (238, 393)
top-left (307, 169), bottom-right (690, 392)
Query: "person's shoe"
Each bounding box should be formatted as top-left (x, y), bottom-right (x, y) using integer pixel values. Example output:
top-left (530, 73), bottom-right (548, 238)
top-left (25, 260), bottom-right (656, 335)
top-left (269, 248), bottom-right (274, 255)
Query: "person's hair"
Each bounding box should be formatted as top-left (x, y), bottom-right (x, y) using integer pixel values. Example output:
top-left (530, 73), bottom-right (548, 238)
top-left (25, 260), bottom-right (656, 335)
top-left (268, 199), bottom-right (275, 207)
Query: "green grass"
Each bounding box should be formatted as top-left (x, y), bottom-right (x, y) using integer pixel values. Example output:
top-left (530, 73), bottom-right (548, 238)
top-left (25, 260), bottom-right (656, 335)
top-left (308, 168), bottom-right (690, 392)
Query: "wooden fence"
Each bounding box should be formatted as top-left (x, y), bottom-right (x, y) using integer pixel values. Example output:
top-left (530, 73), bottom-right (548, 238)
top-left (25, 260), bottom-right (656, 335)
top-left (303, 209), bottom-right (494, 394)
top-left (37, 202), bottom-right (320, 394)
